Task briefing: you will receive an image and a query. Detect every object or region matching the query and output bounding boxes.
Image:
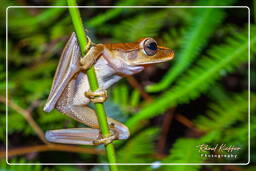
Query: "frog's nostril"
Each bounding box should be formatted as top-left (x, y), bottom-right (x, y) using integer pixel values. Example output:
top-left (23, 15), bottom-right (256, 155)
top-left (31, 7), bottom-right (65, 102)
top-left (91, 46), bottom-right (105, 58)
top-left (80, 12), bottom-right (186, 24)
top-left (169, 50), bottom-right (175, 56)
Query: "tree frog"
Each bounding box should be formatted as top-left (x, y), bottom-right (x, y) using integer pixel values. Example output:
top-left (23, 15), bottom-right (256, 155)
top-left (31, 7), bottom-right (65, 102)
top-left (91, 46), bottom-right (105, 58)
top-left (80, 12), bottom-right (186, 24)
top-left (43, 33), bottom-right (174, 145)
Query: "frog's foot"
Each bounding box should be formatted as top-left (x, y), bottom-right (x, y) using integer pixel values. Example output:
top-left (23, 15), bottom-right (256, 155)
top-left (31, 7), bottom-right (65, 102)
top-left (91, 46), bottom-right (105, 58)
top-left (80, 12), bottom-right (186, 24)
top-left (93, 130), bottom-right (118, 145)
top-left (85, 89), bottom-right (108, 103)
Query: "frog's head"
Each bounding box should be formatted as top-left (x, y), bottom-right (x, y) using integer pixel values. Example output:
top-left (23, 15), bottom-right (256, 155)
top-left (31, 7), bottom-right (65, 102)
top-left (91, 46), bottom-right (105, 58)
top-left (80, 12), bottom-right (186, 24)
top-left (104, 37), bottom-right (174, 75)
top-left (125, 37), bottom-right (174, 65)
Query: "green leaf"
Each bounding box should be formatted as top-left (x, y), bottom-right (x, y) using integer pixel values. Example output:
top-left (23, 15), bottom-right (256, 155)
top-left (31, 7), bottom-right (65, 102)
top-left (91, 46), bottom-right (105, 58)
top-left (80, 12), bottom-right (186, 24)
top-left (194, 92), bottom-right (253, 131)
top-left (117, 128), bottom-right (159, 163)
top-left (161, 138), bottom-right (203, 171)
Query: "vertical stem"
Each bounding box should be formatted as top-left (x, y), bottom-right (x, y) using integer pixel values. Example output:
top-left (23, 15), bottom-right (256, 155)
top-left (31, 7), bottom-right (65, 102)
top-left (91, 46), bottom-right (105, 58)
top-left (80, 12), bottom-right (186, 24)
top-left (66, 1), bottom-right (118, 170)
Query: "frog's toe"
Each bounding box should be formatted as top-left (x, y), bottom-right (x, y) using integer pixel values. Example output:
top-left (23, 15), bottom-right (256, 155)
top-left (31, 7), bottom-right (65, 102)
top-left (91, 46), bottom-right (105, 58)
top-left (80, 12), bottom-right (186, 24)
top-left (85, 89), bottom-right (108, 103)
top-left (93, 133), bottom-right (117, 145)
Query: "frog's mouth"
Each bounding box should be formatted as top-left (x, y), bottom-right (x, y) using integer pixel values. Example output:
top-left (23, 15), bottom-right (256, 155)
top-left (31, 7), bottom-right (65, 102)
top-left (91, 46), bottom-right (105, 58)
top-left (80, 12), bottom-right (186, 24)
top-left (132, 49), bottom-right (174, 65)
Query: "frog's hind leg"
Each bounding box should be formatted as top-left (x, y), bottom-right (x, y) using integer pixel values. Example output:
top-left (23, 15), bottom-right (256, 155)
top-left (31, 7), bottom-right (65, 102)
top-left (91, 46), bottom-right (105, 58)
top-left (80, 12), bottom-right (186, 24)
top-left (46, 84), bottom-right (130, 145)
top-left (45, 105), bottom-right (130, 145)
top-left (45, 74), bottom-right (129, 145)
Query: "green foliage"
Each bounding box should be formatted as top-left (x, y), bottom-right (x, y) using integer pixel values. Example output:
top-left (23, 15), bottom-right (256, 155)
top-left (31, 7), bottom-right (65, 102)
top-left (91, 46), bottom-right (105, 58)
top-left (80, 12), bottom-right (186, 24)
top-left (207, 84), bottom-right (230, 102)
top-left (87, 0), bottom-right (169, 28)
top-left (6, 109), bottom-right (34, 135)
top-left (126, 26), bottom-right (254, 130)
top-left (147, 0), bottom-right (235, 92)
top-left (110, 82), bottom-right (141, 113)
top-left (161, 138), bottom-right (203, 171)
top-left (192, 92), bottom-right (254, 163)
top-left (8, 1), bottom-right (67, 36)
top-left (1, 158), bottom-right (42, 171)
top-left (113, 11), bottom-right (168, 42)
top-left (162, 28), bottom-right (185, 50)
top-left (194, 92), bottom-right (252, 131)
top-left (117, 128), bottom-right (159, 163)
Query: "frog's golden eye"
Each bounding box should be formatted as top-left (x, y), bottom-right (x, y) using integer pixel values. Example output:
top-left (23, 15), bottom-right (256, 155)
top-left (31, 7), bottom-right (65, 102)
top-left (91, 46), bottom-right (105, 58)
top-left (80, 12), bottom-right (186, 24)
top-left (143, 38), bottom-right (157, 56)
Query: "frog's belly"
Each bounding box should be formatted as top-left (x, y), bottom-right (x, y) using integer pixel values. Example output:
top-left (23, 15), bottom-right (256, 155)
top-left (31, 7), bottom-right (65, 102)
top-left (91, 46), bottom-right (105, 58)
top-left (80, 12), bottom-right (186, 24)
top-left (72, 72), bottom-right (91, 106)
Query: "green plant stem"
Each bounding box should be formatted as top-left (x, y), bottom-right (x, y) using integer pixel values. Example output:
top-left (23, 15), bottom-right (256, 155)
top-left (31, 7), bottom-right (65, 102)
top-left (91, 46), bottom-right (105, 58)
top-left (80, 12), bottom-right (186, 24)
top-left (67, 0), bottom-right (117, 170)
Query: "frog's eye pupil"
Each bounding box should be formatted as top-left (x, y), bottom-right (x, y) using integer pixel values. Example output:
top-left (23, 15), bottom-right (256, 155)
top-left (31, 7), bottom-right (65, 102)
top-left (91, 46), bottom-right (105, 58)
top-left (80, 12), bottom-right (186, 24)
top-left (148, 42), bottom-right (157, 51)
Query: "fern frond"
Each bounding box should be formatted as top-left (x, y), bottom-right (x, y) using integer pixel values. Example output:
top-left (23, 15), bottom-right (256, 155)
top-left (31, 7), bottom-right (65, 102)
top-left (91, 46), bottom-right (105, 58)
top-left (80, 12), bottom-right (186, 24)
top-left (146, 0), bottom-right (234, 92)
top-left (161, 138), bottom-right (203, 171)
top-left (87, 0), bottom-right (166, 28)
top-left (221, 102), bottom-right (256, 146)
top-left (162, 27), bottom-right (185, 50)
top-left (126, 26), bottom-right (254, 130)
top-left (207, 83), bottom-right (230, 102)
top-left (8, 1), bottom-right (66, 36)
top-left (194, 92), bottom-right (254, 131)
top-left (221, 122), bottom-right (248, 146)
top-left (110, 82), bottom-right (141, 113)
top-left (113, 11), bottom-right (168, 41)
top-left (117, 128), bottom-right (159, 163)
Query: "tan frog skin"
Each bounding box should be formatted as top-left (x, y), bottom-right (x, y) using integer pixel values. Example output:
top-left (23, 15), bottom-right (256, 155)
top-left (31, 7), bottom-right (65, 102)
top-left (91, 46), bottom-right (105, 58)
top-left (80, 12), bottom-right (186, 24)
top-left (43, 33), bottom-right (174, 145)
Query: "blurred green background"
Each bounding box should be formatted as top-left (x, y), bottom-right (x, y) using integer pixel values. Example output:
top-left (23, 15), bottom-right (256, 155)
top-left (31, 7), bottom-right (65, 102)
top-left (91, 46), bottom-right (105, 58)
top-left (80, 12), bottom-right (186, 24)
top-left (1, 0), bottom-right (255, 170)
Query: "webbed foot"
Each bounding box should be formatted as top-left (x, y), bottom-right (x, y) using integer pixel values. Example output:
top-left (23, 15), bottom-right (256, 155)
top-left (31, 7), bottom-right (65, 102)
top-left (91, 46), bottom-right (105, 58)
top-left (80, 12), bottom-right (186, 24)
top-left (93, 132), bottom-right (117, 145)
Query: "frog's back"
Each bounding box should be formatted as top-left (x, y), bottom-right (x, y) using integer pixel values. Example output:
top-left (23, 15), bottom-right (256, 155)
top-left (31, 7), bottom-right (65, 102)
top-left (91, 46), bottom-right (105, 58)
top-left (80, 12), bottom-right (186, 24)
top-left (103, 42), bottom-right (139, 51)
